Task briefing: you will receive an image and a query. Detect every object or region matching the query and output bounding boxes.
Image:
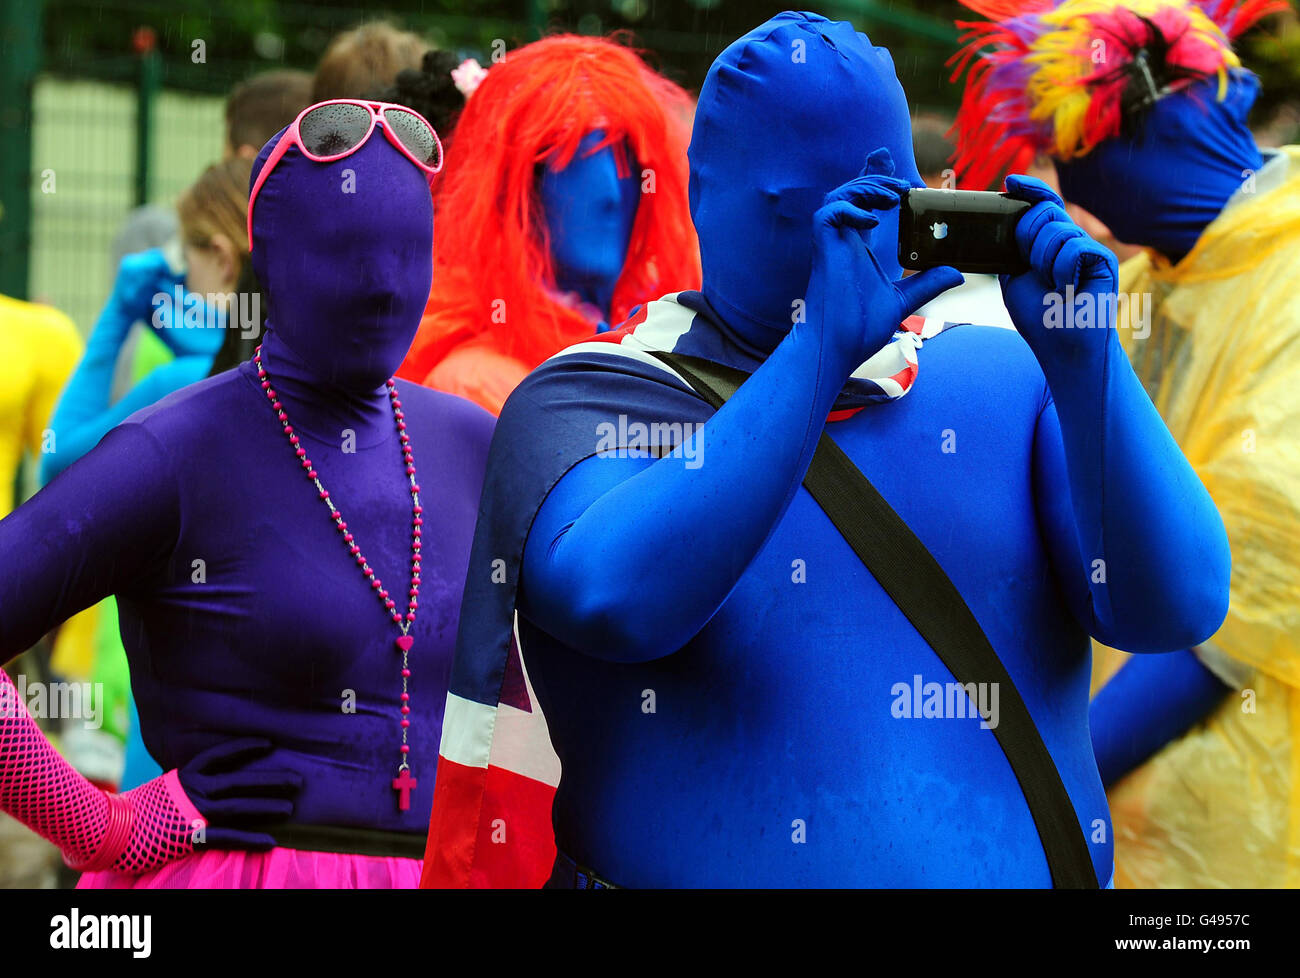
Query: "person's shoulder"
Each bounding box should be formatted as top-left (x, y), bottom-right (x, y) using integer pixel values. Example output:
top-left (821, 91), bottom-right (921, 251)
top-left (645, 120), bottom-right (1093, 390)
top-left (394, 378), bottom-right (496, 445)
top-left (427, 345), bottom-right (530, 416)
top-left (921, 323), bottom-right (1049, 404)
top-left (926, 321), bottom-right (1034, 365)
top-left (119, 364), bottom-right (248, 438)
top-left (0, 294), bottom-right (80, 346)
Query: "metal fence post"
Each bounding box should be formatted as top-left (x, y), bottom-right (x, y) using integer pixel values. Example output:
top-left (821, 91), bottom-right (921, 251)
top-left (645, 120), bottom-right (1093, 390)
top-left (133, 25), bottom-right (159, 207)
top-left (0, 0), bottom-right (43, 300)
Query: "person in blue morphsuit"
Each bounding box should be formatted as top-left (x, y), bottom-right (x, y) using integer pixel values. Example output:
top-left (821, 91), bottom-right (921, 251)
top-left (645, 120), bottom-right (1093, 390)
top-left (429, 11), bottom-right (1230, 888)
top-left (537, 129), bottom-right (643, 326)
top-left (40, 158), bottom-right (251, 483)
top-left (397, 34), bottom-right (700, 416)
top-left (1056, 79), bottom-right (1262, 784)
top-left (947, 0), bottom-right (1300, 887)
top-left (39, 249), bottom-right (224, 484)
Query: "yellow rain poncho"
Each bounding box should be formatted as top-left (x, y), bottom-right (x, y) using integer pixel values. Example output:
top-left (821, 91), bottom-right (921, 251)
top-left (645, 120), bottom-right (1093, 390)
top-left (1092, 146), bottom-right (1300, 888)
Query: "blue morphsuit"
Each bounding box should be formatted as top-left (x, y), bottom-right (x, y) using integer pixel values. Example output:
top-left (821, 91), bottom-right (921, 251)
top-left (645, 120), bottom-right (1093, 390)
top-left (490, 12), bottom-right (1230, 886)
top-left (1057, 75), bottom-right (1260, 783)
top-left (537, 129), bottom-right (641, 323)
top-left (40, 248), bottom-right (225, 483)
top-left (1056, 73), bottom-right (1262, 263)
top-left (1089, 649), bottom-right (1232, 788)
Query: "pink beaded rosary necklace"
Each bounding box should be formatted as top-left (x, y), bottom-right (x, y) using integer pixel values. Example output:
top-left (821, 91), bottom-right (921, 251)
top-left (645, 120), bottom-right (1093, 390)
top-left (254, 345), bottom-right (423, 812)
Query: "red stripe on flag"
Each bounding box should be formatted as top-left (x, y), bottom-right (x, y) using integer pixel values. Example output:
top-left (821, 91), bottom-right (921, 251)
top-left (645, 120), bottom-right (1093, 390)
top-left (827, 407), bottom-right (864, 423)
top-left (420, 755), bottom-right (484, 887)
top-left (420, 756), bottom-right (557, 888)
top-left (889, 361), bottom-right (918, 389)
top-left (587, 304), bottom-right (649, 344)
top-left (470, 765), bottom-right (557, 889)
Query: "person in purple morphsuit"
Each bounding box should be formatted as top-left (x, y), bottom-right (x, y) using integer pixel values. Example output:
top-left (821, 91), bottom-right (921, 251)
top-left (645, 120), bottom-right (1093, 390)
top-left (0, 100), bottom-right (493, 887)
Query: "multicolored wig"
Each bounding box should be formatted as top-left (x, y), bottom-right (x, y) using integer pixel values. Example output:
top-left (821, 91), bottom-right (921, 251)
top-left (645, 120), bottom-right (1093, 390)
top-left (400, 34), bottom-right (699, 379)
top-left (949, 0), bottom-right (1285, 189)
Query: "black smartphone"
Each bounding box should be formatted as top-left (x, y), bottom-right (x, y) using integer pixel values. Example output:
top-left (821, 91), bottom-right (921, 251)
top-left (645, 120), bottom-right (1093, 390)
top-left (898, 188), bottom-right (1031, 275)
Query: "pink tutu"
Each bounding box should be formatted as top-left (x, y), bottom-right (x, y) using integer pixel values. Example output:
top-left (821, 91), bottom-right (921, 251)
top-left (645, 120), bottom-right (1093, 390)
top-left (77, 847), bottom-right (422, 889)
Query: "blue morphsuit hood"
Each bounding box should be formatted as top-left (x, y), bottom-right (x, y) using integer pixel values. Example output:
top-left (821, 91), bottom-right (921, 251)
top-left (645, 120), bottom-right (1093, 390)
top-left (689, 11), bottom-right (922, 352)
top-left (1056, 73), bottom-right (1263, 262)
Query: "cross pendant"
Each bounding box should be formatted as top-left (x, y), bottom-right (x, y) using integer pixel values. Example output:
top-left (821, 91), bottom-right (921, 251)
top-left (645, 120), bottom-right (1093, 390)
top-left (392, 767), bottom-right (418, 812)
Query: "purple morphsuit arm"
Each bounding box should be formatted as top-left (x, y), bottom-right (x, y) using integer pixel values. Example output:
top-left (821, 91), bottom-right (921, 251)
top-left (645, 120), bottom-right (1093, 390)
top-left (1, 420), bottom-right (301, 865)
top-left (1, 421), bottom-right (180, 664)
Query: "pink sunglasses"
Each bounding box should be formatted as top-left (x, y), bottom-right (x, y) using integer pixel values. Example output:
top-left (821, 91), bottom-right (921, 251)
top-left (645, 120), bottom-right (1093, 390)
top-left (247, 99), bottom-right (444, 250)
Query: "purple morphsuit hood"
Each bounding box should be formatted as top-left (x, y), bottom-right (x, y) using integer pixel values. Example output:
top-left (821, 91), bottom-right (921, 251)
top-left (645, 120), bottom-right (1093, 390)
top-left (249, 126), bottom-right (434, 393)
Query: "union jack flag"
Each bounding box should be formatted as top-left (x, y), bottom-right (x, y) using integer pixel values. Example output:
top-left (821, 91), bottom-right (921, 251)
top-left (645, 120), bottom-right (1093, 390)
top-left (420, 292), bottom-right (958, 887)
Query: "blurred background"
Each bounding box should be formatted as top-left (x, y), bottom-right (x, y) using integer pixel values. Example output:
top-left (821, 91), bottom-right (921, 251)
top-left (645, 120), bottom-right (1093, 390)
top-left (1, 0), bottom-right (1297, 890)
top-left (3, 0), bottom-right (1295, 334)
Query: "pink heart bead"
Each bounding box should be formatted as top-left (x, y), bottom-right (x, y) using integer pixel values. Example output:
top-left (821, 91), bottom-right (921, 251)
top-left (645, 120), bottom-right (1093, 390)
top-left (395, 635), bottom-right (414, 652)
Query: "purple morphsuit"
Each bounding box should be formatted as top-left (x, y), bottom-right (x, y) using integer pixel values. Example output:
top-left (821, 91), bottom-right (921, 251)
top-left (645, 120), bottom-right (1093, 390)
top-left (0, 125), bottom-right (494, 878)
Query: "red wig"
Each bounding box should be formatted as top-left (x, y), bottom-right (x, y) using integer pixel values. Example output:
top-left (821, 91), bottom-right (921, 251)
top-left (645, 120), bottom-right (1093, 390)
top-left (400, 34), bottom-right (700, 380)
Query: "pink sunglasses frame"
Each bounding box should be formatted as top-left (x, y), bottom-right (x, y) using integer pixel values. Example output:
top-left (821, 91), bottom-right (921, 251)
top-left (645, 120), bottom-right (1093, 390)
top-left (247, 99), bottom-right (444, 251)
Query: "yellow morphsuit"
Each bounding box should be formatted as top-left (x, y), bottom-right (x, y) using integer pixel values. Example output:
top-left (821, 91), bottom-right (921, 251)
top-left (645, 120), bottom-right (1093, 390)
top-left (0, 294), bottom-right (99, 681)
top-left (1092, 146), bottom-right (1300, 888)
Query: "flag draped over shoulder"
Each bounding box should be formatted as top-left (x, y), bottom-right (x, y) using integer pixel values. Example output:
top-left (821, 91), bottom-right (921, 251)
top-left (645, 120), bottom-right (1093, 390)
top-left (420, 291), bottom-right (956, 888)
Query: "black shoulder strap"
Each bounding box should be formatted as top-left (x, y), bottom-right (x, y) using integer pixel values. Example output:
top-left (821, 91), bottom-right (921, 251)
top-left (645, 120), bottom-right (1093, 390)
top-left (653, 350), bottom-right (1098, 889)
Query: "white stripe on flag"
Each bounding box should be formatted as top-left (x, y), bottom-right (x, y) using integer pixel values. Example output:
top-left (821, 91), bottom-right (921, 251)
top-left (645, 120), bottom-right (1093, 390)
top-left (548, 339), bottom-right (690, 387)
top-left (624, 294), bottom-right (695, 352)
top-left (490, 703), bottom-right (562, 786)
top-left (438, 692), bottom-right (497, 770)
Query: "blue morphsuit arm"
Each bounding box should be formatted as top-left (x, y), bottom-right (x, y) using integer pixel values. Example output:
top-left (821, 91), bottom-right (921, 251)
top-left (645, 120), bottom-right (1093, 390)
top-left (39, 293), bottom-right (135, 484)
top-left (1009, 176), bottom-right (1230, 654)
top-left (518, 163), bottom-right (962, 664)
top-left (519, 322), bottom-right (852, 663)
top-left (1029, 332), bottom-right (1231, 653)
top-left (1089, 649), bottom-right (1232, 787)
top-left (40, 248), bottom-right (212, 483)
top-left (41, 356), bottom-right (212, 482)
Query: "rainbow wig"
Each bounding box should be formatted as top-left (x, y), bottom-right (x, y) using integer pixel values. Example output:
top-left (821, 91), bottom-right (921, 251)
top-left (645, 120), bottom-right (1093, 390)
top-left (949, 0), bottom-right (1284, 189)
top-left (402, 34), bottom-right (700, 377)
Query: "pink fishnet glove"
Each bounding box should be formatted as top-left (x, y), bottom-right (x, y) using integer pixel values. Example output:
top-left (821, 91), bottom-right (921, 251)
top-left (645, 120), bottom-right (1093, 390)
top-left (0, 667), bottom-right (205, 874)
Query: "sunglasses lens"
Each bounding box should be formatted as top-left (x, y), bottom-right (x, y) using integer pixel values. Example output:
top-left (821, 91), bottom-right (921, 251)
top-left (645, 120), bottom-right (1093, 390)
top-left (383, 107), bottom-right (440, 169)
top-left (298, 103), bottom-right (372, 158)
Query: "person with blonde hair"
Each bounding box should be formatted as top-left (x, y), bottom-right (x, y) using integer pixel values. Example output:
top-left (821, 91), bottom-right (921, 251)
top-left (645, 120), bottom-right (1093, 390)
top-left (41, 157), bottom-right (254, 482)
top-left (311, 20), bottom-right (428, 103)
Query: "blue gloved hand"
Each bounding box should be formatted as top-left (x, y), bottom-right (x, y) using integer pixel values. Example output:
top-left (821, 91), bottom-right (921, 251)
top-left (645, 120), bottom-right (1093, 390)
top-left (807, 148), bottom-right (963, 373)
top-left (177, 737), bottom-right (303, 852)
top-left (999, 174), bottom-right (1119, 367)
top-left (150, 289), bottom-right (227, 358)
top-left (107, 247), bottom-right (184, 324)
